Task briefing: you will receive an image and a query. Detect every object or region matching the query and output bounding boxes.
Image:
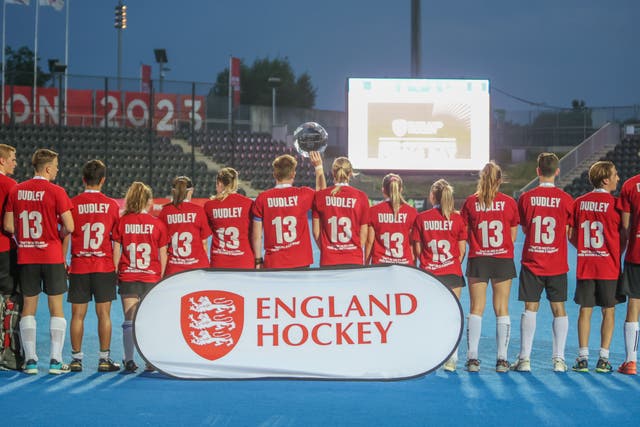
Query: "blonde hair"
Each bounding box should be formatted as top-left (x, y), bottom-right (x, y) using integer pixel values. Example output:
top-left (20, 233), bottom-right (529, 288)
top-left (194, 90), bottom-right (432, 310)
top-left (330, 157), bottom-right (353, 196)
top-left (475, 162), bottom-right (502, 209)
top-left (273, 155), bottom-right (297, 181)
top-left (430, 179), bottom-right (455, 220)
top-left (382, 173), bottom-right (407, 218)
top-left (31, 148), bottom-right (58, 173)
top-left (171, 176), bottom-right (193, 207)
top-left (588, 161), bottom-right (615, 189)
top-left (214, 167), bottom-right (239, 201)
top-left (124, 182), bottom-right (152, 215)
top-left (0, 144), bottom-right (16, 160)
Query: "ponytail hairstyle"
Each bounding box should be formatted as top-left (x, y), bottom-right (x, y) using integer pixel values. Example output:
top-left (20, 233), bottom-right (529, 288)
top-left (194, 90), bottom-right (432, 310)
top-left (382, 173), bottom-right (407, 218)
top-left (214, 167), bottom-right (239, 201)
top-left (171, 176), bottom-right (193, 207)
top-left (475, 162), bottom-right (502, 209)
top-left (124, 181), bottom-right (153, 215)
top-left (330, 157), bottom-right (353, 196)
top-left (430, 179), bottom-right (455, 220)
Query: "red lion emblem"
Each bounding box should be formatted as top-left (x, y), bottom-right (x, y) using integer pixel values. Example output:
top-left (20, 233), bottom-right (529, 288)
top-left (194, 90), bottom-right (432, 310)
top-left (180, 291), bottom-right (244, 361)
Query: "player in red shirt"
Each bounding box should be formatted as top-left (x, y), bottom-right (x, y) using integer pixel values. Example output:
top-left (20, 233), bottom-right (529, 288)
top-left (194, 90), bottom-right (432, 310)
top-left (252, 152), bottom-right (325, 269)
top-left (365, 173), bottom-right (417, 265)
top-left (617, 169), bottom-right (640, 375)
top-left (412, 178), bottom-right (466, 371)
top-left (569, 161), bottom-right (623, 373)
top-left (63, 160), bottom-right (121, 373)
top-left (4, 149), bottom-right (74, 374)
top-left (460, 162), bottom-right (519, 373)
top-left (512, 153), bottom-right (574, 373)
top-left (0, 144), bottom-right (18, 298)
top-left (313, 157), bottom-right (370, 266)
top-left (159, 176), bottom-right (211, 276)
top-left (113, 182), bottom-right (169, 372)
top-left (205, 167), bottom-right (254, 269)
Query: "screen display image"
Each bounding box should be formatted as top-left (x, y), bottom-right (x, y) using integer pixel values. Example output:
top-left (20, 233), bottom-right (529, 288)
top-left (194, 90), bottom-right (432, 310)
top-left (348, 78), bottom-right (490, 171)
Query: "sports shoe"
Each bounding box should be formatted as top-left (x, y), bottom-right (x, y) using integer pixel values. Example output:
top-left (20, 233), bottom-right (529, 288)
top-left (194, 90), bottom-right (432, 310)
top-left (496, 359), bottom-right (511, 373)
top-left (69, 358), bottom-right (83, 372)
top-left (24, 359), bottom-right (38, 375)
top-left (465, 359), bottom-right (481, 373)
top-left (144, 363), bottom-right (155, 373)
top-left (511, 357), bottom-right (531, 372)
top-left (572, 358), bottom-right (589, 372)
top-left (123, 360), bottom-right (138, 373)
top-left (552, 357), bottom-right (568, 372)
top-left (617, 361), bottom-right (637, 375)
top-left (49, 359), bottom-right (71, 375)
top-left (595, 357), bottom-right (613, 373)
top-left (443, 357), bottom-right (457, 372)
top-left (98, 358), bottom-right (121, 372)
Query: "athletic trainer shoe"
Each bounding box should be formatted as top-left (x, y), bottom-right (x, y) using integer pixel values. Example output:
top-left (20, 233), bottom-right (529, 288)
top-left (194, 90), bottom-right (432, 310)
top-left (496, 359), bottom-right (511, 373)
top-left (144, 363), bottom-right (155, 373)
top-left (69, 358), bottom-right (83, 372)
top-left (552, 357), bottom-right (568, 372)
top-left (24, 359), bottom-right (38, 375)
top-left (443, 357), bottom-right (457, 372)
top-left (572, 358), bottom-right (589, 372)
top-left (465, 359), bottom-right (481, 373)
top-left (49, 359), bottom-right (71, 375)
top-left (595, 357), bottom-right (613, 373)
top-left (98, 358), bottom-right (121, 372)
top-left (617, 361), bottom-right (637, 375)
top-left (123, 360), bottom-right (138, 373)
top-left (511, 358), bottom-right (531, 372)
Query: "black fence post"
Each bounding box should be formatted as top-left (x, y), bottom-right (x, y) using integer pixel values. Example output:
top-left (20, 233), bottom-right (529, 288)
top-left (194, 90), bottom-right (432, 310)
top-left (148, 80), bottom-right (154, 186)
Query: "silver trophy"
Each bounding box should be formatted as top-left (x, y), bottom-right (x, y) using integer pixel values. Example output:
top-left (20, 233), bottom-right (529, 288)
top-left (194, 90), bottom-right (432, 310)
top-left (293, 122), bottom-right (328, 158)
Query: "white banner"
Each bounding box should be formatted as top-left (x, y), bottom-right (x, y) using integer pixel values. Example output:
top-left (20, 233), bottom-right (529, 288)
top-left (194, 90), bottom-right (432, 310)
top-left (135, 265), bottom-right (463, 380)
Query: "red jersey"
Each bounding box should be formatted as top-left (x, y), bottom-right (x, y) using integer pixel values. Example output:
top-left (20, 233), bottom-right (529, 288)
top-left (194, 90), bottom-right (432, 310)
top-left (571, 190), bottom-right (621, 280)
top-left (159, 201), bottom-right (212, 276)
top-left (460, 192), bottom-right (519, 259)
top-left (617, 175), bottom-right (640, 264)
top-left (113, 212), bottom-right (169, 283)
top-left (204, 193), bottom-right (254, 269)
top-left (312, 185), bottom-right (370, 266)
top-left (518, 184), bottom-right (574, 276)
top-left (368, 201), bottom-right (417, 265)
top-left (0, 173), bottom-right (17, 252)
top-left (69, 191), bottom-right (120, 274)
top-left (252, 185), bottom-right (315, 268)
top-left (412, 208), bottom-right (466, 276)
top-left (5, 177), bottom-right (73, 264)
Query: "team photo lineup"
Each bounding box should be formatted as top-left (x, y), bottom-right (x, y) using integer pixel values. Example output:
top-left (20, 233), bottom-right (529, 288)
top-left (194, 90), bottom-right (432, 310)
top-left (0, 142), bottom-right (639, 378)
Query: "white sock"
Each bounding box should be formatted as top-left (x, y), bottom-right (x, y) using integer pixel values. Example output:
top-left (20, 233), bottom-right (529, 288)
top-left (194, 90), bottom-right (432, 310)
top-left (600, 347), bottom-right (610, 360)
top-left (452, 345), bottom-right (459, 362)
top-left (99, 350), bottom-right (110, 360)
top-left (552, 316), bottom-right (569, 360)
top-left (497, 316), bottom-right (511, 361)
top-left (71, 350), bottom-right (83, 360)
top-left (579, 347), bottom-right (589, 360)
top-left (123, 321), bottom-right (134, 362)
top-left (50, 317), bottom-right (67, 363)
top-left (467, 314), bottom-right (482, 360)
top-left (19, 315), bottom-right (37, 362)
top-left (624, 322), bottom-right (639, 363)
top-left (519, 311), bottom-right (537, 360)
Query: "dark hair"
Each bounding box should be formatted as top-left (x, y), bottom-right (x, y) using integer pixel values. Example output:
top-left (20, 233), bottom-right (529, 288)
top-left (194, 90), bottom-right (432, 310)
top-left (171, 176), bottom-right (193, 207)
top-left (537, 152), bottom-right (559, 178)
top-left (82, 159), bottom-right (107, 186)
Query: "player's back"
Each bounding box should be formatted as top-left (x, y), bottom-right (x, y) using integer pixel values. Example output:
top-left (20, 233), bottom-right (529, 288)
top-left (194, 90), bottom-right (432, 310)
top-left (205, 193), bottom-right (254, 269)
top-left (413, 207), bottom-right (465, 275)
top-left (369, 201), bottom-right (417, 265)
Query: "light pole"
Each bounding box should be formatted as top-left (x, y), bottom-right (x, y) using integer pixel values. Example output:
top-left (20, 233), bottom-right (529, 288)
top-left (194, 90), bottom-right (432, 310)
top-left (114, 1), bottom-right (127, 92)
top-left (268, 76), bottom-right (281, 127)
top-left (154, 49), bottom-right (169, 93)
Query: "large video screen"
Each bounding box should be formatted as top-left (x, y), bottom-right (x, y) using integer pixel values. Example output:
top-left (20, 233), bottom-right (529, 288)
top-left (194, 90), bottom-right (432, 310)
top-left (347, 78), bottom-right (490, 171)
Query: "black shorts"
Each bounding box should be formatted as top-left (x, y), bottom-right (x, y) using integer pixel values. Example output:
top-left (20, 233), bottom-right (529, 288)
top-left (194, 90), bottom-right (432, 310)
top-left (574, 279), bottom-right (625, 308)
top-left (68, 272), bottom-right (118, 304)
top-left (619, 262), bottom-right (640, 299)
top-left (435, 274), bottom-right (466, 289)
top-left (118, 281), bottom-right (155, 299)
top-left (19, 263), bottom-right (67, 297)
top-left (466, 257), bottom-right (516, 282)
top-left (0, 249), bottom-right (19, 296)
top-left (518, 266), bottom-right (567, 303)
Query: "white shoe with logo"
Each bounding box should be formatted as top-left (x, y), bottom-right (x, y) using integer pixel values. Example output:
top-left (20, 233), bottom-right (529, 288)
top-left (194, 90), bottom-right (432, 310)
top-left (443, 357), bottom-right (457, 372)
top-left (511, 357), bottom-right (531, 372)
top-left (553, 357), bottom-right (568, 372)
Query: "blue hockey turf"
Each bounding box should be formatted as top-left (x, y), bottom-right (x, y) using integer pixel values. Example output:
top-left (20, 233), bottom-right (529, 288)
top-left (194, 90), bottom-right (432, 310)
top-left (2, 231), bottom-right (639, 426)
